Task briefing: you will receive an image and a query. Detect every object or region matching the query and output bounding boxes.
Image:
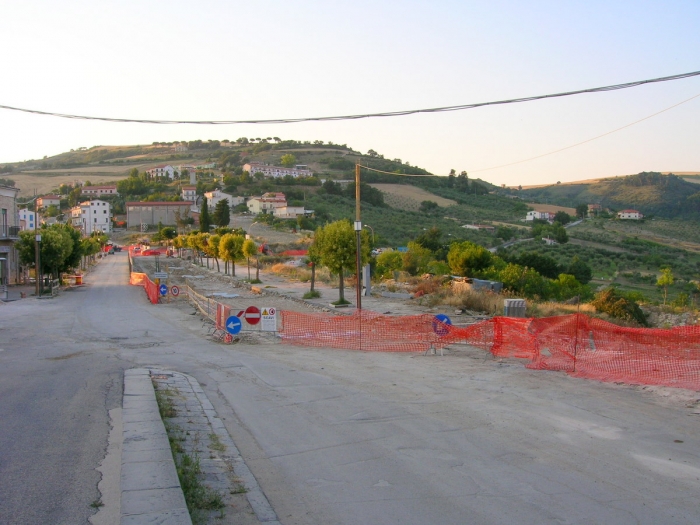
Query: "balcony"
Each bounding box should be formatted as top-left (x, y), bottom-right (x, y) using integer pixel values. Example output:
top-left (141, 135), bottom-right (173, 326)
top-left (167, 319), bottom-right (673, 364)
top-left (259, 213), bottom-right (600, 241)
top-left (0, 225), bottom-right (20, 239)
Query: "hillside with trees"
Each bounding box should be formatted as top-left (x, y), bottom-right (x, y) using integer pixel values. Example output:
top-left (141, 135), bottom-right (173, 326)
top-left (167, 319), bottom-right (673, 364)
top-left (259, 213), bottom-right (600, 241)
top-left (516, 172), bottom-right (700, 219)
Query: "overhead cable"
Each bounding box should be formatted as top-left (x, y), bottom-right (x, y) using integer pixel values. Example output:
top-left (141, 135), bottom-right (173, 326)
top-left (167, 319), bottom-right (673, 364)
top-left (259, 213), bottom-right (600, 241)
top-left (0, 70), bottom-right (698, 125)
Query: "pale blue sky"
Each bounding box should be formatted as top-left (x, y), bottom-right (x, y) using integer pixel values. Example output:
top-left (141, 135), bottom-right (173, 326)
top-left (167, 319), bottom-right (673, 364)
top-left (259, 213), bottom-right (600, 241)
top-left (1, 0), bottom-right (699, 185)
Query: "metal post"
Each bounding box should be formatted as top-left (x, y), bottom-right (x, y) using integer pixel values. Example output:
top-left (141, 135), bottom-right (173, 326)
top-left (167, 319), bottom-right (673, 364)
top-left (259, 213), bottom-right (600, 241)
top-left (355, 164), bottom-right (362, 310)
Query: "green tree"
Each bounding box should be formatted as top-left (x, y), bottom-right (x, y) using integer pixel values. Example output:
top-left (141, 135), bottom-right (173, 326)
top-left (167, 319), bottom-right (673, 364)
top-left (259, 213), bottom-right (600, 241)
top-left (314, 220), bottom-right (370, 304)
top-left (306, 239), bottom-right (322, 292)
top-left (553, 211), bottom-right (572, 225)
top-left (414, 227), bottom-right (443, 253)
top-left (212, 199), bottom-right (231, 227)
top-left (280, 154), bottom-right (297, 168)
top-left (567, 256), bottom-right (592, 284)
top-left (199, 197), bottom-right (211, 233)
top-left (575, 203), bottom-right (588, 219)
top-left (242, 238), bottom-right (257, 280)
top-left (375, 251), bottom-right (403, 279)
top-left (447, 241), bottom-right (493, 276)
top-left (657, 267), bottom-right (674, 305)
top-left (402, 242), bottom-right (434, 276)
top-left (219, 233), bottom-right (244, 276)
top-left (204, 234), bottom-right (221, 272)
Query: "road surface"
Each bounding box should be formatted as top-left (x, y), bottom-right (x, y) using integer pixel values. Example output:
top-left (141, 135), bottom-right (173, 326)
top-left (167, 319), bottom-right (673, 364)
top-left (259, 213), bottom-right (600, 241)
top-left (1, 252), bottom-right (699, 524)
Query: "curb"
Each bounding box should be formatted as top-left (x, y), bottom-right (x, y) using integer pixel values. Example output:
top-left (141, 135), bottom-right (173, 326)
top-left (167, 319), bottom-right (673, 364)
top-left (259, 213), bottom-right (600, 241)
top-left (121, 369), bottom-right (192, 525)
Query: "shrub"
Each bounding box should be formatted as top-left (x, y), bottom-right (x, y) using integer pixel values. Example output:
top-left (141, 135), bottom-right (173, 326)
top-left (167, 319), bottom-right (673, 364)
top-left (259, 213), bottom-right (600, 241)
top-left (591, 287), bottom-right (647, 326)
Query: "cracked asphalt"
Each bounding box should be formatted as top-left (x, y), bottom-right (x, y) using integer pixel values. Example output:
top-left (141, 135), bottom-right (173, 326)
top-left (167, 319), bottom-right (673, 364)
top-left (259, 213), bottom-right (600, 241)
top-left (1, 251), bottom-right (700, 524)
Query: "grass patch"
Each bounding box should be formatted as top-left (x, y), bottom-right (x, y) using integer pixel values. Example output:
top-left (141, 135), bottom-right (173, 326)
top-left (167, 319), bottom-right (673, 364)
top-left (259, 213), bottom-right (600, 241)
top-left (331, 298), bottom-right (351, 306)
top-left (153, 382), bottom-right (225, 524)
top-left (303, 290), bottom-right (321, 299)
top-left (208, 433), bottom-right (226, 452)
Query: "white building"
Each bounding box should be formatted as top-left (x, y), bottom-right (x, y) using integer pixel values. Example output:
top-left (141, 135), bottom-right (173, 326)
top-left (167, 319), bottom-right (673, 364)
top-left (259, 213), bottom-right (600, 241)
top-left (243, 162), bottom-right (313, 179)
top-left (82, 185), bottom-right (118, 197)
top-left (247, 192), bottom-right (287, 214)
top-left (19, 208), bottom-right (36, 231)
top-left (146, 165), bottom-right (175, 180)
top-left (525, 210), bottom-right (553, 221)
top-left (37, 195), bottom-right (62, 209)
top-left (617, 209), bottom-right (644, 220)
top-left (203, 190), bottom-right (246, 210)
top-left (273, 206), bottom-right (307, 219)
top-left (71, 199), bottom-right (112, 235)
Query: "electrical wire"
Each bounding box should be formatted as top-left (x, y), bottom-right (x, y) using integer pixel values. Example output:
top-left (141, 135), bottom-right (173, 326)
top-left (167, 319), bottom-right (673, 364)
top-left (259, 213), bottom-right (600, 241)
top-left (0, 70), bottom-right (698, 125)
top-left (470, 91), bottom-right (700, 173)
top-left (359, 90), bottom-right (700, 177)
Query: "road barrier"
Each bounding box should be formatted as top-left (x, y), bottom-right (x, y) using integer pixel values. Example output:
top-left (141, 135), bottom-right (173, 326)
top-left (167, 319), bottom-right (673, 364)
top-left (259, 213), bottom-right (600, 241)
top-left (280, 311), bottom-right (700, 391)
top-left (130, 272), bottom-right (160, 304)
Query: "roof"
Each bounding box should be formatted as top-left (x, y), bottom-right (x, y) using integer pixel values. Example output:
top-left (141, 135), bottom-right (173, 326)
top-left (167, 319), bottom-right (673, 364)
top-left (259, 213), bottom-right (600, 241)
top-left (146, 164), bottom-right (173, 170)
top-left (40, 194), bottom-right (62, 200)
top-left (619, 209), bottom-right (641, 213)
top-left (82, 185), bottom-right (117, 190)
top-left (126, 201), bottom-right (193, 206)
top-left (182, 186), bottom-right (196, 190)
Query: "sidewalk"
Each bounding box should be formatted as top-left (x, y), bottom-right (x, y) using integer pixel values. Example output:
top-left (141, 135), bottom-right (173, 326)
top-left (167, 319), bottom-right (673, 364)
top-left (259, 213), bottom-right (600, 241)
top-left (117, 369), bottom-right (279, 525)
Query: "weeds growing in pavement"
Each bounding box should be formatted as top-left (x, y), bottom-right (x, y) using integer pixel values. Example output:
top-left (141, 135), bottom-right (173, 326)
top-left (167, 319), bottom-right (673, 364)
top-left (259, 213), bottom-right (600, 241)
top-left (153, 381), bottom-right (225, 524)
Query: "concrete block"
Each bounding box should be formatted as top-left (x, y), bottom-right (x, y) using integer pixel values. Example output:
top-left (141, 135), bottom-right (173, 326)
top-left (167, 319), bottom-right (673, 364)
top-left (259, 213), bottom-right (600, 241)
top-left (121, 487), bottom-right (187, 516)
top-left (121, 460), bottom-right (180, 491)
top-left (121, 507), bottom-right (192, 525)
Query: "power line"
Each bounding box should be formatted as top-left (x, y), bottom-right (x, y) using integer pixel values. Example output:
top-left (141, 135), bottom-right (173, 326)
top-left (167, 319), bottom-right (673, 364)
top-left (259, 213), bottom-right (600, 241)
top-left (470, 91), bottom-right (700, 173)
top-left (361, 91), bottom-right (700, 177)
top-left (0, 70), bottom-right (698, 125)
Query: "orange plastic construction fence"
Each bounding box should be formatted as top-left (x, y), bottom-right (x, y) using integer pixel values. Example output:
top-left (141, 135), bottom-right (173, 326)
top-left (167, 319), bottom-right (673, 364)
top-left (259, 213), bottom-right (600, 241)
top-left (280, 311), bottom-right (700, 390)
top-left (130, 272), bottom-right (160, 304)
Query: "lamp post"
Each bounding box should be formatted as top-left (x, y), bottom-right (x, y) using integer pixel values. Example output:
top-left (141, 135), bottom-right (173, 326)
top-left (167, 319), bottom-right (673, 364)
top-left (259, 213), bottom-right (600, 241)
top-left (363, 224), bottom-right (374, 245)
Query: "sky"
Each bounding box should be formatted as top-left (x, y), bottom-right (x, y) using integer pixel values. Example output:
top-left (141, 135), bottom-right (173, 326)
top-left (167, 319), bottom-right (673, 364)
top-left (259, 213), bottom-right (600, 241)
top-left (1, 0), bottom-right (699, 186)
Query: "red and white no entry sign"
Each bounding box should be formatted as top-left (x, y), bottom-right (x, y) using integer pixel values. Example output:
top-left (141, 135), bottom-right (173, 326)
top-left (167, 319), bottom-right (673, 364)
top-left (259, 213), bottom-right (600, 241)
top-left (244, 305), bottom-right (261, 325)
top-left (171, 285), bottom-right (180, 297)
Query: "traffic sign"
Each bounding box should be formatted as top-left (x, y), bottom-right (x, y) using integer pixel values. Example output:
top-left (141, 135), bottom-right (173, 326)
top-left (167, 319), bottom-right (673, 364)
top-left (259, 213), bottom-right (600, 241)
top-left (159, 284), bottom-right (168, 296)
top-left (171, 285), bottom-right (180, 297)
top-left (225, 315), bottom-right (242, 335)
top-left (244, 306), bottom-right (261, 325)
top-left (154, 272), bottom-right (169, 279)
top-left (261, 307), bottom-right (277, 332)
top-left (432, 314), bottom-right (452, 336)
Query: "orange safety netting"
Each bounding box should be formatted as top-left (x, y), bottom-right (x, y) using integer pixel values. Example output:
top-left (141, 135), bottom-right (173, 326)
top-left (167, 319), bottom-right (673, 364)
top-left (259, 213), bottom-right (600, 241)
top-left (281, 310), bottom-right (443, 352)
top-left (130, 272), bottom-right (160, 304)
top-left (280, 311), bottom-right (700, 390)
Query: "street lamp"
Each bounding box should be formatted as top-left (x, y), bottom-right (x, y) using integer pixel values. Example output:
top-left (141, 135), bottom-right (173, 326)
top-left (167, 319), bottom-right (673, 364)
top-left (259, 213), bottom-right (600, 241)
top-left (363, 224), bottom-right (374, 245)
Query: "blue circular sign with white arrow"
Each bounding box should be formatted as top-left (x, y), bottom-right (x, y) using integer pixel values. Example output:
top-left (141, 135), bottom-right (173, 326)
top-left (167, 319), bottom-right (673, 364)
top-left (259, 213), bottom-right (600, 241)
top-left (432, 314), bottom-right (452, 336)
top-left (159, 284), bottom-right (168, 296)
top-left (225, 315), bottom-right (242, 335)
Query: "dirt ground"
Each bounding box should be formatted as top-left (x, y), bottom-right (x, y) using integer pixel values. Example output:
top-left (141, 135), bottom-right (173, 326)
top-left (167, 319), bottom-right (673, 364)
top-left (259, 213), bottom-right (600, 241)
top-left (370, 183), bottom-right (458, 210)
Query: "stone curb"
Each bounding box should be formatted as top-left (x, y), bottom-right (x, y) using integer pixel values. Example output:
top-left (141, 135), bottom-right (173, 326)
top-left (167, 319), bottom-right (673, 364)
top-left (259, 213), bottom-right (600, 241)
top-left (121, 368), bottom-right (192, 525)
top-left (151, 369), bottom-right (281, 525)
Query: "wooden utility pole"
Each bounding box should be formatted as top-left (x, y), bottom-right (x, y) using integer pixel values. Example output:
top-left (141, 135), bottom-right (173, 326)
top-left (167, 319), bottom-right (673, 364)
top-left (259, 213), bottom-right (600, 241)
top-left (354, 164), bottom-right (362, 310)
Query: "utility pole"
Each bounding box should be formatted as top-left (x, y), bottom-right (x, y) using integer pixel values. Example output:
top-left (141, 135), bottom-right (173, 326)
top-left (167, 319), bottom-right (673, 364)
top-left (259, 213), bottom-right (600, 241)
top-left (354, 164), bottom-right (362, 310)
top-left (34, 190), bottom-right (41, 296)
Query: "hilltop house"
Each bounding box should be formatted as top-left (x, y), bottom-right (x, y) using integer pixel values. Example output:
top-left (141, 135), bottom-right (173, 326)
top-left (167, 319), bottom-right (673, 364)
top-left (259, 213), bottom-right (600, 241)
top-left (587, 204), bottom-right (602, 217)
top-left (146, 165), bottom-right (175, 180)
top-left (37, 195), bottom-right (62, 209)
top-left (243, 162), bottom-right (313, 179)
top-left (81, 185), bottom-right (118, 197)
top-left (617, 209), bottom-right (644, 220)
top-left (247, 192), bottom-right (287, 214)
top-left (525, 210), bottom-right (554, 222)
top-left (203, 190), bottom-right (246, 210)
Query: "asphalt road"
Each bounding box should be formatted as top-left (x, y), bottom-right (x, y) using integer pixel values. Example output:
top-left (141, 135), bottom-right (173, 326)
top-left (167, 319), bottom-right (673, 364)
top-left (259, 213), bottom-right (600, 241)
top-left (1, 252), bottom-right (699, 525)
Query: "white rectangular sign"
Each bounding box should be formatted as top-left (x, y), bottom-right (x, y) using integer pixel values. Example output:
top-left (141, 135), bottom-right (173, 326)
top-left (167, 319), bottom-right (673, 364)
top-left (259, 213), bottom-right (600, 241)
top-left (261, 307), bottom-right (277, 332)
top-left (154, 272), bottom-right (169, 279)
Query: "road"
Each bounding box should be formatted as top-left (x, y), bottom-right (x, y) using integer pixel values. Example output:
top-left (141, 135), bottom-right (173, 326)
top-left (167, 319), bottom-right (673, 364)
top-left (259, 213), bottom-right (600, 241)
top-left (1, 252), bottom-right (699, 524)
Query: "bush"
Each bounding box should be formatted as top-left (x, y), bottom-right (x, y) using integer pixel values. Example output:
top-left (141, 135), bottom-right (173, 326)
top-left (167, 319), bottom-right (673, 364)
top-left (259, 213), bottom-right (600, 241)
top-left (591, 287), bottom-right (647, 326)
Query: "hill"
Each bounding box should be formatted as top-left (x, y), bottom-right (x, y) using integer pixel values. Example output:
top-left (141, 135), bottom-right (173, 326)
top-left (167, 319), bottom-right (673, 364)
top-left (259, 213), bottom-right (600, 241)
top-left (516, 172), bottom-right (700, 219)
